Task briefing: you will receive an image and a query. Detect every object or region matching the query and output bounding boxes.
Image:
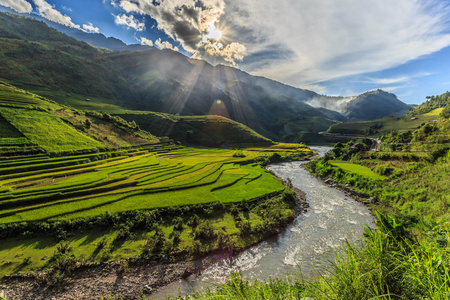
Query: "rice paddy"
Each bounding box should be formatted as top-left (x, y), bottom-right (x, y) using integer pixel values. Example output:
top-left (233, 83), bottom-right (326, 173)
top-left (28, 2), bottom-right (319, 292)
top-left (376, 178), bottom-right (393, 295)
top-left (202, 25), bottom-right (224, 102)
top-left (0, 145), bottom-right (310, 224)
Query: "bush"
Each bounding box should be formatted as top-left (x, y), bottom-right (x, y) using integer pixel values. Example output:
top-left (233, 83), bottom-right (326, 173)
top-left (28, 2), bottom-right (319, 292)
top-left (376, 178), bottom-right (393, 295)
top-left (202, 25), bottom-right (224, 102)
top-left (194, 220), bottom-right (215, 241)
top-left (237, 220), bottom-right (251, 236)
top-left (188, 214), bottom-right (200, 228)
top-left (173, 217), bottom-right (184, 231)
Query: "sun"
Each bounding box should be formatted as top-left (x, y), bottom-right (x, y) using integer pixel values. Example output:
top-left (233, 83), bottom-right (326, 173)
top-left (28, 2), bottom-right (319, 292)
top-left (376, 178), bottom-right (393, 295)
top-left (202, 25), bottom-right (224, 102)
top-left (204, 21), bottom-right (222, 42)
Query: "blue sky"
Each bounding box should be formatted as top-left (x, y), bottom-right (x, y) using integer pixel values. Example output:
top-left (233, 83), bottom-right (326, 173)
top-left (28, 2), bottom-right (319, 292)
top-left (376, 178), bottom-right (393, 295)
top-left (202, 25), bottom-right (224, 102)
top-left (1, 0), bottom-right (450, 104)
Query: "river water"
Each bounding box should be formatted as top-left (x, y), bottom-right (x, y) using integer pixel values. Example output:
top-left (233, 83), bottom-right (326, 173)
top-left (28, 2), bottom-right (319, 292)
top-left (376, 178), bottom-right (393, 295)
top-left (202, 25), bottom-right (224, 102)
top-left (151, 146), bottom-right (375, 299)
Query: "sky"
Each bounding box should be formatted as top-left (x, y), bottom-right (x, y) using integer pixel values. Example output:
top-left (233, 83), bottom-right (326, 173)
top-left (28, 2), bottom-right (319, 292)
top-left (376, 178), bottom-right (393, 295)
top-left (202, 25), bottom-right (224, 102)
top-left (1, 0), bottom-right (450, 104)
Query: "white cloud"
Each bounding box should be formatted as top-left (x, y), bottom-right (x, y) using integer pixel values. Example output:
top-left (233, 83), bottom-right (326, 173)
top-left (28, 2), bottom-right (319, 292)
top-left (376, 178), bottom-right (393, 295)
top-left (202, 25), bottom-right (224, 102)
top-left (365, 77), bottom-right (411, 85)
top-left (364, 73), bottom-right (432, 85)
top-left (82, 22), bottom-right (100, 33)
top-left (0, 0), bottom-right (32, 13)
top-left (138, 36), bottom-right (153, 46)
top-left (377, 85), bottom-right (407, 92)
top-left (28, 0), bottom-right (100, 34)
top-left (61, 5), bottom-right (72, 12)
top-left (32, 0), bottom-right (80, 28)
top-left (115, 0), bottom-right (245, 66)
top-left (154, 38), bottom-right (179, 51)
top-left (104, 0), bottom-right (118, 8)
top-left (222, 0), bottom-right (450, 90)
top-left (306, 96), bottom-right (355, 112)
top-left (114, 14), bottom-right (145, 31)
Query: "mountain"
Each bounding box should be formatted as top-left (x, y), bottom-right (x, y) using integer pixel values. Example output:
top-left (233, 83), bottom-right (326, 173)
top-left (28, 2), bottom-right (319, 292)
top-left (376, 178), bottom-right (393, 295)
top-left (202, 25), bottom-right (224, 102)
top-left (0, 11), bottom-right (410, 142)
top-left (0, 5), bottom-right (151, 52)
top-left (343, 89), bottom-right (410, 121)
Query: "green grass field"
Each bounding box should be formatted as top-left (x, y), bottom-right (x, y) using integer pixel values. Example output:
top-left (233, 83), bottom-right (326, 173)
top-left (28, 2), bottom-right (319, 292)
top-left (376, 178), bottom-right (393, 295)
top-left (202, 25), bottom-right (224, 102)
top-left (328, 160), bottom-right (387, 180)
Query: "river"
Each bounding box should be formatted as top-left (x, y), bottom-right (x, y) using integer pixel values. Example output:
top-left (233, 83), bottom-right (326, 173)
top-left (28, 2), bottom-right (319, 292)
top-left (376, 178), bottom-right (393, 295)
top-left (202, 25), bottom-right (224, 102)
top-left (151, 146), bottom-right (375, 299)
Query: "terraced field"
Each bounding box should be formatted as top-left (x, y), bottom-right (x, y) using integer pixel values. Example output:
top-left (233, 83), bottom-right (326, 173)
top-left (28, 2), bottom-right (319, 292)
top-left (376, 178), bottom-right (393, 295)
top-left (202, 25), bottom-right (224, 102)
top-left (0, 81), bottom-right (60, 110)
top-left (0, 145), bottom-right (309, 224)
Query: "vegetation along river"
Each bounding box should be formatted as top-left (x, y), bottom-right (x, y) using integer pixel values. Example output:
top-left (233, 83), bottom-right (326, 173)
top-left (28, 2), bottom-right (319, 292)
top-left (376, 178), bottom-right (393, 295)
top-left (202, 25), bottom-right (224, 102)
top-left (152, 146), bottom-right (375, 299)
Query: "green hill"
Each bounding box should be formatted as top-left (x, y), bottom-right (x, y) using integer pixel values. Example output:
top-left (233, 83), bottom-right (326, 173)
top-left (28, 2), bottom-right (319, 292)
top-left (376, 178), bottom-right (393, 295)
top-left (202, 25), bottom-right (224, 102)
top-left (0, 82), bottom-right (276, 153)
top-left (117, 111), bottom-right (274, 148)
top-left (407, 91), bottom-right (450, 116)
top-left (0, 82), bottom-right (159, 155)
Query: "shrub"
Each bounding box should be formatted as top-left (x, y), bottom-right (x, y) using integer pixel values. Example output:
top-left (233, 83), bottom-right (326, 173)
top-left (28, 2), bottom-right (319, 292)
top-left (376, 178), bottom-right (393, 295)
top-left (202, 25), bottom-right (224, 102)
top-left (237, 220), bottom-right (251, 236)
top-left (194, 220), bottom-right (215, 241)
top-left (173, 217), bottom-right (184, 231)
top-left (188, 214), bottom-right (200, 228)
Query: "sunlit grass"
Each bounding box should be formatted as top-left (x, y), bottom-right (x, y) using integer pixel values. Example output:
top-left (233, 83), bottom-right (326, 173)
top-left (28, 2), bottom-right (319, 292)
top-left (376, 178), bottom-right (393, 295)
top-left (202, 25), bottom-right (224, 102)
top-left (329, 160), bottom-right (387, 180)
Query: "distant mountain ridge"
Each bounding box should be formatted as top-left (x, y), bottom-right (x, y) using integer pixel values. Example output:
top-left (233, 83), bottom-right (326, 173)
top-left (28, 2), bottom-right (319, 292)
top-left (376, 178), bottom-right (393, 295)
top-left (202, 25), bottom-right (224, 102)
top-left (0, 5), bottom-right (151, 52)
top-left (0, 10), bottom-right (411, 142)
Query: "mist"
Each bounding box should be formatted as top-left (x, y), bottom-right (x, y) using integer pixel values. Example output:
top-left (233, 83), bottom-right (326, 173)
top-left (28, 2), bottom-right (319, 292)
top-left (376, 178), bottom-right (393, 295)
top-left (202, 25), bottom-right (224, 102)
top-left (306, 96), bottom-right (355, 113)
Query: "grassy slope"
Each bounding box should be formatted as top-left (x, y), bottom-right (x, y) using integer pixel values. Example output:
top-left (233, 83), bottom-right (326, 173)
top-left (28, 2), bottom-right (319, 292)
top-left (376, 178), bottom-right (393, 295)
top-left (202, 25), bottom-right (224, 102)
top-left (0, 82), bottom-right (159, 154)
top-left (116, 111), bottom-right (275, 148)
top-left (328, 160), bottom-right (387, 180)
top-left (1, 107), bottom-right (103, 152)
top-left (0, 82), bottom-right (277, 150)
top-left (328, 113), bottom-right (441, 135)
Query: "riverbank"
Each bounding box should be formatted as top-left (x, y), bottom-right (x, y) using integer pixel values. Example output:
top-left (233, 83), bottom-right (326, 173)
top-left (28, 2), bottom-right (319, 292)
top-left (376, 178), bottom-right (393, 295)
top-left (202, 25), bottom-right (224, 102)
top-left (0, 185), bottom-right (308, 300)
top-left (0, 256), bottom-right (215, 300)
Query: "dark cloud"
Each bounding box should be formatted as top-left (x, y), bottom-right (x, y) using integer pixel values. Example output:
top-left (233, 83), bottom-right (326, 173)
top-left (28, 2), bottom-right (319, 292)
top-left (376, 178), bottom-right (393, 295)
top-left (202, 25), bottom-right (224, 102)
top-left (173, 20), bottom-right (201, 49)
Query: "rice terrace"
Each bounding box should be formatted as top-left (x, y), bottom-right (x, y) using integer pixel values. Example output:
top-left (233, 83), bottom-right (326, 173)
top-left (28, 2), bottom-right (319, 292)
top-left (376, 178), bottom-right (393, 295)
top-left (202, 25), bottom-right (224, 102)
top-left (0, 143), bottom-right (311, 273)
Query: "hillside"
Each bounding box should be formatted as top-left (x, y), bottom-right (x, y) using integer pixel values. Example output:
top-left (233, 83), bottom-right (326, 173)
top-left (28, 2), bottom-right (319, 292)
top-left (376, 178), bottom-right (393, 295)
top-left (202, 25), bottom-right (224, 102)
top-left (328, 90), bottom-right (449, 136)
top-left (83, 95), bottom-right (450, 300)
top-left (0, 12), bottom-right (410, 142)
top-left (116, 111), bottom-right (274, 148)
top-left (407, 91), bottom-right (450, 116)
top-left (343, 89), bottom-right (410, 121)
top-left (0, 82), bottom-right (277, 152)
top-left (0, 81), bottom-right (159, 155)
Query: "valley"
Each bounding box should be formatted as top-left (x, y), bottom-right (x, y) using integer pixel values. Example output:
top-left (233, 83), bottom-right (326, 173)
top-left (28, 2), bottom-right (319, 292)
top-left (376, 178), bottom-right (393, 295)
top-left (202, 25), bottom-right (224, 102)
top-left (0, 4), bottom-right (450, 300)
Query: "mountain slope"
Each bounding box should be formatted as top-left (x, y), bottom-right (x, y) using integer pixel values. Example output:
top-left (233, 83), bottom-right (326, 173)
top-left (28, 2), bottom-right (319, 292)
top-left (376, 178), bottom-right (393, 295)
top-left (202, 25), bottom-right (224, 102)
top-left (0, 12), bottom-right (340, 141)
top-left (343, 89), bottom-right (410, 121)
top-left (0, 12), bottom-right (409, 141)
top-left (117, 111), bottom-right (274, 147)
top-left (0, 82), bottom-right (274, 152)
top-left (327, 90), bottom-right (450, 136)
top-left (0, 82), bottom-right (158, 154)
